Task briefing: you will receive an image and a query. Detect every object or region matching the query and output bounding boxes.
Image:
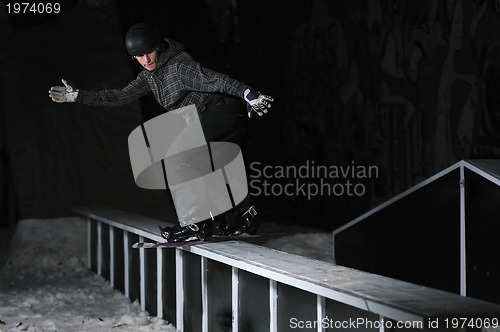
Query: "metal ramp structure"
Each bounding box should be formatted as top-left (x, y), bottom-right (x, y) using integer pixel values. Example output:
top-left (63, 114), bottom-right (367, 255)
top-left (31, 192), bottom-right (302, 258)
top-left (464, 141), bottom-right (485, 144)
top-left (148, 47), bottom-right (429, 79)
top-left (75, 206), bottom-right (500, 332)
top-left (332, 159), bottom-right (500, 304)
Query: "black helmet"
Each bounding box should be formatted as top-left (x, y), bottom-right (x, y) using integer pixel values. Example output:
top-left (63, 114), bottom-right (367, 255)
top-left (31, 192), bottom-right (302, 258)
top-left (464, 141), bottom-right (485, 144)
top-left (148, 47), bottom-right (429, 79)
top-left (125, 23), bottom-right (162, 56)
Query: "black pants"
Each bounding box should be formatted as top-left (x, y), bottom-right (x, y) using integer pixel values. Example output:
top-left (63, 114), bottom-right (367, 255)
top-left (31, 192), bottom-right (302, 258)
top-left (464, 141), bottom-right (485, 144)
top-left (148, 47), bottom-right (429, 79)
top-left (199, 95), bottom-right (245, 144)
top-left (199, 96), bottom-right (254, 222)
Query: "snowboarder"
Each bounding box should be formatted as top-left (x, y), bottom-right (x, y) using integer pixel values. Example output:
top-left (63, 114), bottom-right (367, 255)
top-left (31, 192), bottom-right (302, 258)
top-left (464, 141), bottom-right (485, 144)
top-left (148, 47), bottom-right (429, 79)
top-left (48, 22), bottom-right (273, 242)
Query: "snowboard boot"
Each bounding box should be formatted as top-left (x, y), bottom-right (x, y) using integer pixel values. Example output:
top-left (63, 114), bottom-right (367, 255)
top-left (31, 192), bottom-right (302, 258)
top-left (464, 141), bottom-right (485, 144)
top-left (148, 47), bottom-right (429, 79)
top-left (213, 205), bottom-right (260, 236)
top-left (159, 220), bottom-right (213, 243)
top-left (240, 205), bottom-right (259, 234)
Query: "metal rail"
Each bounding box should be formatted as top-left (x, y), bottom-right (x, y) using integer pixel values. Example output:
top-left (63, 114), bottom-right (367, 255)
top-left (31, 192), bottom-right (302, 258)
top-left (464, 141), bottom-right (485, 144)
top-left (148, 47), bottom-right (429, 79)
top-left (76, 207), bottom-right (500, 332)
top-left (332, 159), bottom-right (500, 297)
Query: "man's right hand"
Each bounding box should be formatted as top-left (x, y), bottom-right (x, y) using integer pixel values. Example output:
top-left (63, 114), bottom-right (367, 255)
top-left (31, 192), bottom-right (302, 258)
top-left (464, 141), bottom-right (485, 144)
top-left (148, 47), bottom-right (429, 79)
top-left (49, 79), bottom-right (80, 103)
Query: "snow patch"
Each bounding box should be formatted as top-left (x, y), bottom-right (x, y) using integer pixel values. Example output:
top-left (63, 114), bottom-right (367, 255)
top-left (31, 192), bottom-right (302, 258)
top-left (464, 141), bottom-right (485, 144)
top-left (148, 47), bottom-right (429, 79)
top-left (3, 217), bottom-right (87, 277)
top-left (0, 218), bottom-right (177, 332)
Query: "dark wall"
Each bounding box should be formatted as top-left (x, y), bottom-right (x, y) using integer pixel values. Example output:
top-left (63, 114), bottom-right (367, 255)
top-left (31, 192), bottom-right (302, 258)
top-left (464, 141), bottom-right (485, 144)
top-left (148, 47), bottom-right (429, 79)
top-left (0, 2), bottom-right (178, 224)
top-left (2, 0), bottom-right (500, 230)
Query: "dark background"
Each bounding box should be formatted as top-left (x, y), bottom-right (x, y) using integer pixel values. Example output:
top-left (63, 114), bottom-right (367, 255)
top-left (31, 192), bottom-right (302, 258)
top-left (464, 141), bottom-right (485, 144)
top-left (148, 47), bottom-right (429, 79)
top-left (1, 0), bottom-right (500, 231)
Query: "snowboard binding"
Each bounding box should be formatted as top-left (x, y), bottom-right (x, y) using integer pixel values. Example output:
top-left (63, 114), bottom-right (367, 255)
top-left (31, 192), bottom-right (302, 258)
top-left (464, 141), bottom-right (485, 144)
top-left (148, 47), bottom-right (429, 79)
top-left (213, 205), bottom-right (259, 236)
top-left (159, 220), bottom-right (212, 243)
top-left (159, 205), bottom-right (260, 242)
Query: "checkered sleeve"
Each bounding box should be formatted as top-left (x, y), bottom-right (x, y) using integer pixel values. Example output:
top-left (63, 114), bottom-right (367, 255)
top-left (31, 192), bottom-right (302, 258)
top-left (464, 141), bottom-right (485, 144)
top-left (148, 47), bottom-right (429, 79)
top-left (78, 74), bottom-right (151, 106)
top-left (177, 59), bottom-right (251, 98)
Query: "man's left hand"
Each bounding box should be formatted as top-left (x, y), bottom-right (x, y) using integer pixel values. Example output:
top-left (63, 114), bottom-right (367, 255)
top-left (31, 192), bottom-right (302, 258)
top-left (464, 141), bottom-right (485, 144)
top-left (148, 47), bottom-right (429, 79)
top-left (244, 89), bottom-right (273, 118)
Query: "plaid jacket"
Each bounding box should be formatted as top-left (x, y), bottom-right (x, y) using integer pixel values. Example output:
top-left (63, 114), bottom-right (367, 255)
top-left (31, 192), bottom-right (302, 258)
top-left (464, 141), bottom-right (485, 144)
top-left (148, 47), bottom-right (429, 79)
top-left (79, 39), bottom-right (251, 112)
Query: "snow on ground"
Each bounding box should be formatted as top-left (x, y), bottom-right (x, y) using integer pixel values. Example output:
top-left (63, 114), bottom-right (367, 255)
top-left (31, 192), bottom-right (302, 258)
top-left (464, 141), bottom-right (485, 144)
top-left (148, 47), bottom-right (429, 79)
top-left (0, 218), bottom-right (177, 332)
top-left (0, 217), bottom-right (332, 332)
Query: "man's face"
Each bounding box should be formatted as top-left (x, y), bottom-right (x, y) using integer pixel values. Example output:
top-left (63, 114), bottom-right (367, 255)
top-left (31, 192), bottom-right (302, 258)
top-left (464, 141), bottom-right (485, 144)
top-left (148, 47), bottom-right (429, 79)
top-left (135, 50), bottom-right (158, 71)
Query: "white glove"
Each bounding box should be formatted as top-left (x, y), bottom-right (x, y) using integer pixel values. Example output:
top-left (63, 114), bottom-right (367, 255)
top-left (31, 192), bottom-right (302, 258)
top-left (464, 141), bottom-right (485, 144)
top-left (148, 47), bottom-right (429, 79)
top-left (49, 79), bottom-right (80, 103)
top-left (243, 88), bottom-right (273, 118)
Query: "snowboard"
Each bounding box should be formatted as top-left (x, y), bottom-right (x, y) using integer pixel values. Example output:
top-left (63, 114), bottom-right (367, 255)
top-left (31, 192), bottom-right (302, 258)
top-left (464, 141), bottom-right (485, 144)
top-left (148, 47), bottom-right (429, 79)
top-left (132, 230), bottom-right (283, 249)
